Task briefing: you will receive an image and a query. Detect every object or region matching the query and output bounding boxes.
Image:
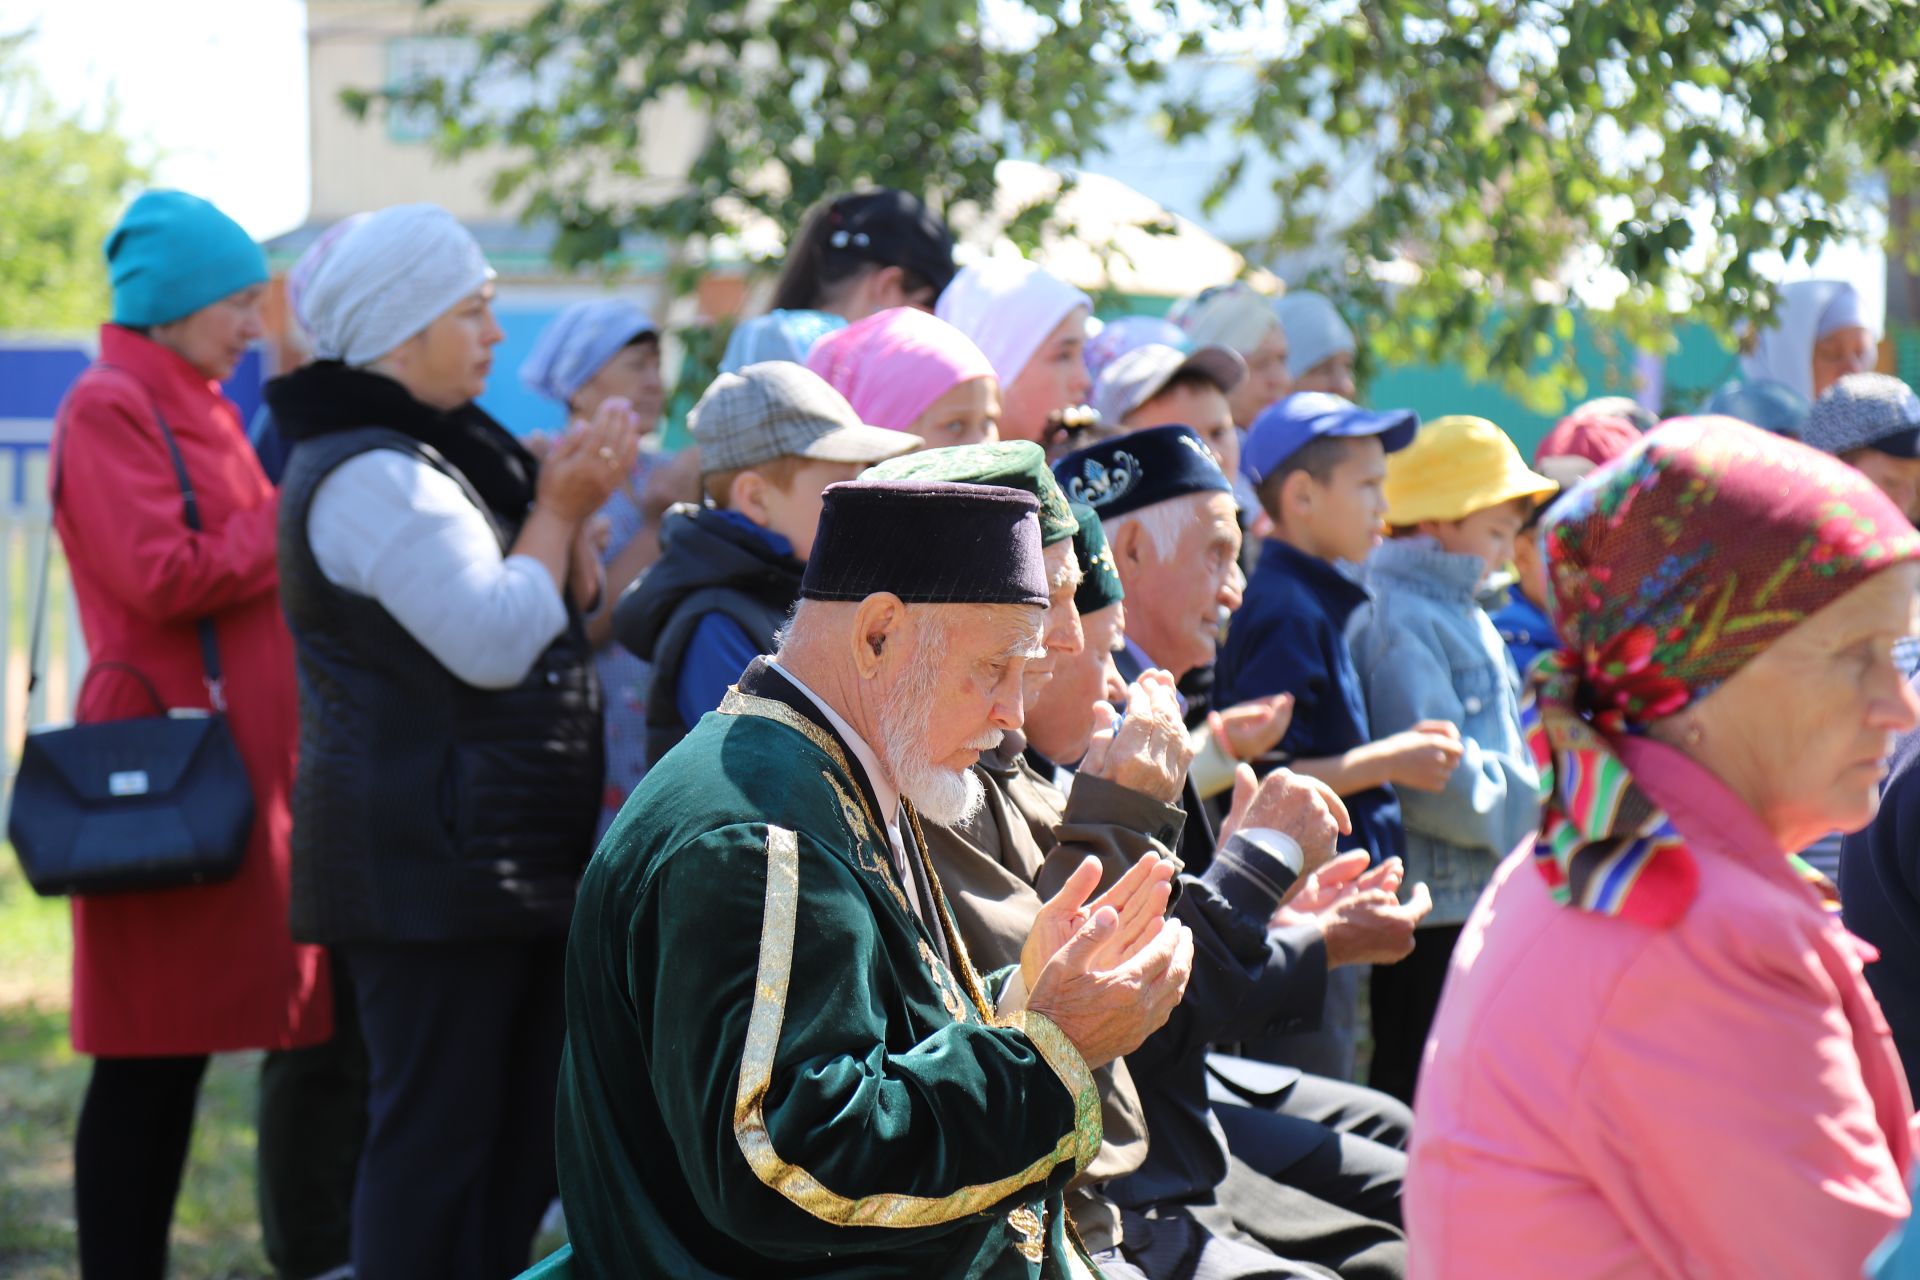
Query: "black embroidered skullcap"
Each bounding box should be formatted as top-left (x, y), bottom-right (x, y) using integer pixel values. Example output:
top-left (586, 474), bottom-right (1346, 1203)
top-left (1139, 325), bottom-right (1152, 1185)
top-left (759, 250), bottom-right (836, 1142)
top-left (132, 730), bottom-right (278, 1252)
top-left (801, 480), bottom-right (1048, 606)
top-left (1051, 424), bottom-right (1231, 522)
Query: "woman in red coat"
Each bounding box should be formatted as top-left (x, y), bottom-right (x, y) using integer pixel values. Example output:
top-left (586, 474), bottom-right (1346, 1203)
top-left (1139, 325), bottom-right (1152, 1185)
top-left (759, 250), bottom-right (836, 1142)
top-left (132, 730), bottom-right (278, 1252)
top-left (52, 190), bottom-right (331, 1279)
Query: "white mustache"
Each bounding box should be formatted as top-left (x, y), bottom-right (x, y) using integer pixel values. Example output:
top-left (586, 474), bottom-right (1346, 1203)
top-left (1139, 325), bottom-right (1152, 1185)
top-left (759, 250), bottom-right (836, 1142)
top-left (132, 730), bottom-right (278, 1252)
top-left (966, 729), bottom-right (1006, 752)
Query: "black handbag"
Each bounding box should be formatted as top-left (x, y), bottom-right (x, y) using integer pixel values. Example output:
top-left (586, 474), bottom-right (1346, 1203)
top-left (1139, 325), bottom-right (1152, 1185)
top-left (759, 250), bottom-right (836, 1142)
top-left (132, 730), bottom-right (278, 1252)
top-left (6, 375), bottom-right (255, 896)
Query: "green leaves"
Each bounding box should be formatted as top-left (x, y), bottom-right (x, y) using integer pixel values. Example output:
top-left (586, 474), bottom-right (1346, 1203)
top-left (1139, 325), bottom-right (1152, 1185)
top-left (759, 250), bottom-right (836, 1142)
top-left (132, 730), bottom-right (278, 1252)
top-left (0, 33), bottom-right (150, 334)
top-left (1190, 0), bottom-right (1920, 406)
top-left (359, 0), bottom-right (1919, 410)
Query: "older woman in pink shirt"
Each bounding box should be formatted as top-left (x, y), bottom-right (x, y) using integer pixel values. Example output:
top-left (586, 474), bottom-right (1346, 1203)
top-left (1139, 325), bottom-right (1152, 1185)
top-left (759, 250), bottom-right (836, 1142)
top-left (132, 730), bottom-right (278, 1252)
top-left (1406, 416), bottom-right (1920, 1279)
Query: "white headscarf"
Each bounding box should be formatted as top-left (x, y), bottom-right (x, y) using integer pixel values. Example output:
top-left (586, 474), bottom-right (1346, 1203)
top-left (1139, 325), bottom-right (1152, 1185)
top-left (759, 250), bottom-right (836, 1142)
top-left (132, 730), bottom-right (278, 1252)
top-left (303, 203), bottom-right (496, 367)
top-left (935, 258), bottom-right (1091, 387)
top-left (1740, 279), bottom-right (1872, 402)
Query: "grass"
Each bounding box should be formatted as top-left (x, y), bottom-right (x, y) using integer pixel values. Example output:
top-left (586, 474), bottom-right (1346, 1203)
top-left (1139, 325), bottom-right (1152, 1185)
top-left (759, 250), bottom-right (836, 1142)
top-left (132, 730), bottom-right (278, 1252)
top-left (0, 852), bottom-right (275, 1279)
top-left (0, 849), bottom-right (572, 1277)
top-left (2, 500), bottom-right (276, 1273)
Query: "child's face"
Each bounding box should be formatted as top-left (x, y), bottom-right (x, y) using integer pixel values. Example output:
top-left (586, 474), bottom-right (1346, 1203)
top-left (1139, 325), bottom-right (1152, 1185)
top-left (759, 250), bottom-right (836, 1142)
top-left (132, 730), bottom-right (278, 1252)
top-left (1512, 521), bottom-right (1549, 606)
top-left (1298, 436), bottom-right (1389, 564)
top-left (756, 459), bottom-right (868, 561)
top-left (1424, 498), bottom-right (1533, 583)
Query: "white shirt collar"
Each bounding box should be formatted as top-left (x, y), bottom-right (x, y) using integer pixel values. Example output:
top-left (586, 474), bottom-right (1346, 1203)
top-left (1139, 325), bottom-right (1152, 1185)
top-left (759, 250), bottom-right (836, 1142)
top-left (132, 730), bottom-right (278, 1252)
top-left (769, 659), bottom-right (901, 824)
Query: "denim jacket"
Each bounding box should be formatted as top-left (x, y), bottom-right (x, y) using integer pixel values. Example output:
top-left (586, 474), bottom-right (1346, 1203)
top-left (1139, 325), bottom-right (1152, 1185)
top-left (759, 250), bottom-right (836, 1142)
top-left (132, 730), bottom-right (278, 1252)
top-left (1350, 537), bottom-right (1542, 926)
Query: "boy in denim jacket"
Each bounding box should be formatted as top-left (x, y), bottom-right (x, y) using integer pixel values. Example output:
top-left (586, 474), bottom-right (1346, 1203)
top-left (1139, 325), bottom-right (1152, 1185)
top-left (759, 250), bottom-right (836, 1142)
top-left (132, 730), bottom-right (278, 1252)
top-left (1349, 414), bottom-right (1557, 1102)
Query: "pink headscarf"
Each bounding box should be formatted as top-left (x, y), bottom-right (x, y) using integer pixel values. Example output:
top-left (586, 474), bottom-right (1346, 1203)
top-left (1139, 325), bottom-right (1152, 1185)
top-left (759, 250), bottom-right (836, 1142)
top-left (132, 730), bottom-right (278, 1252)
top-left (806, 306), bottom-right (997, 432)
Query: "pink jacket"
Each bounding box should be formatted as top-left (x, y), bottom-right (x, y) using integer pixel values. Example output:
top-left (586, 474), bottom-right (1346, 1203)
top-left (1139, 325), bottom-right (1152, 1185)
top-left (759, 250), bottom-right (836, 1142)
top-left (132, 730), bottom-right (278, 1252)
top-left (1406, 736), bottom-right (1915, 1279)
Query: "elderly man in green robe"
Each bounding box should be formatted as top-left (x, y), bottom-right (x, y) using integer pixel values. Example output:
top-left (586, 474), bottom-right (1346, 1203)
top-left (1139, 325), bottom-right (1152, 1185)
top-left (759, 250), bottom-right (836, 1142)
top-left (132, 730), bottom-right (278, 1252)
top-left (555, 478), bottom-right (1197, 1278)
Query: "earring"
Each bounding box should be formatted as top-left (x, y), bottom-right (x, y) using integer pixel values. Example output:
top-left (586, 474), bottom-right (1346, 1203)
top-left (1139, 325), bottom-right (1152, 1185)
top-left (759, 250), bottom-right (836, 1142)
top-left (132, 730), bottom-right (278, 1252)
top-left (1683, 721), bottom-right (1705, 748)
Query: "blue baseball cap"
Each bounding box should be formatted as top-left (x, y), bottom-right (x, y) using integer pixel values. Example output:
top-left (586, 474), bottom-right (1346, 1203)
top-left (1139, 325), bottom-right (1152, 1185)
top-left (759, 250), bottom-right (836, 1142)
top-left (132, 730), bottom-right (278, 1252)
top-left (1241, 392), bottom-right (1420, 486)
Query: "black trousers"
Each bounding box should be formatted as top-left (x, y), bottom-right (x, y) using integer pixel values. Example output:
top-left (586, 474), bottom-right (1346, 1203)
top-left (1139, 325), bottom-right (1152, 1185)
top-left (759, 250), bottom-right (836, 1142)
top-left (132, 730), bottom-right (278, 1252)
top-left (340, 937), bottom-right (567, 1280)
top-left (1367, 924), bottom-right (1464, 1105)
top-left (258, 951), bottom-right (368, 1278)
top-left (1212, 1071), bottom-right (1411, 1226)
top-left (1118, 1155), bottom-right (1405, 1280)
top-left (75, 975), bottom-right (371, 1280)
top-left (75, 1053), bottom-right (209, 1280)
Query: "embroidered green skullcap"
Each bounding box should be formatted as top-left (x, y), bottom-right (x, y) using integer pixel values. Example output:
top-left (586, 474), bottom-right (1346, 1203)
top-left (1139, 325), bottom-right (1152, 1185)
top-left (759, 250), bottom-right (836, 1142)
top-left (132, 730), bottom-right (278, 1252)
top-left (863, 440), bottom-right (1077, 545)
top-left (1070, 502), bottom-right (1125, 615)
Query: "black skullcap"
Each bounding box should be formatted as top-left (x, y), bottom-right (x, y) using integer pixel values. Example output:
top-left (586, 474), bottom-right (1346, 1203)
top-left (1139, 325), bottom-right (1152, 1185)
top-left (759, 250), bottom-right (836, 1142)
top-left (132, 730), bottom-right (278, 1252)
top-left (829, 189), bottom-right (956, 297)
top-left (802, 480), bottom-right (1048, 606)
top-left (1051, 424), bottom-right (1232, 522)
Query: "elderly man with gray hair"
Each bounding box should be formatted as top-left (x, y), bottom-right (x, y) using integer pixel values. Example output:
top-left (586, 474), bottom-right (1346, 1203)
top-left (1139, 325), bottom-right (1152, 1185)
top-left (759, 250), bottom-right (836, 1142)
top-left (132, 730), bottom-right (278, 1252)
top-left (554, 478), bottom-right (1196, 1277)
top-left (1054, 424), bottom-right (1282, 865)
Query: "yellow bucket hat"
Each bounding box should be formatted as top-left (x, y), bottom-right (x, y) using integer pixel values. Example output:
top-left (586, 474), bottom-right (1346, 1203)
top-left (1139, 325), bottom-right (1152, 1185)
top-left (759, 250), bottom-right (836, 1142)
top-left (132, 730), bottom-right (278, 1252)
top-left (1384, 415), bottom-right (1559, 525)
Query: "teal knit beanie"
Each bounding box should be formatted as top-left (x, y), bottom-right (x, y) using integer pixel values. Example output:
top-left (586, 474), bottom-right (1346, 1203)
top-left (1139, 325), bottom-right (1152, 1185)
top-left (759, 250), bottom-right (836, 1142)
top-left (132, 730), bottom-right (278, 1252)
top-left (106, 190), bottom-right (268, 327)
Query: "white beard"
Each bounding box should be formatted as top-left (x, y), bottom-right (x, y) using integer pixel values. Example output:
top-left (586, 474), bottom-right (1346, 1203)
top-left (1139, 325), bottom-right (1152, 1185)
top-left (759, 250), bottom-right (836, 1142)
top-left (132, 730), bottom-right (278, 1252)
top-left (876, 642), bottom-right (998, 827)
top-left (892, 755), bottom-right (985, 826)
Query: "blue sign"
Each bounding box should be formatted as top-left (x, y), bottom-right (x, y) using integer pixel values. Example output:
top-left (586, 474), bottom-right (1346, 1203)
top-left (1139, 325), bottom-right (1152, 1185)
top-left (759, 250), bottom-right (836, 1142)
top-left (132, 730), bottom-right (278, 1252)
top-left (0, 343), bottom-right (267, 509)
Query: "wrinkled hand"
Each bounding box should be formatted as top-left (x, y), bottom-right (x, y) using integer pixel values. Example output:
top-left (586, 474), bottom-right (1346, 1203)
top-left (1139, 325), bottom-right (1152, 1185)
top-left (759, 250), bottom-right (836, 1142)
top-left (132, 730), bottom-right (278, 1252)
top-left (1210, 693), bottom-right (1295, 763)
top-left (1273, 850), bottom-right (1377, 920)
top-left (537, 397), bottom-right (643, 521)
top-left (1316, 872), bottom-right (1432, 968)
top-left (1219, 767), bottom-right (1349, 879)
top-left (1021, 853), bottom-right (1176, 992)
top-left (1026, 892), bottom-right (1195, 1070)
top-left (1079, 670), bottom-right (1194, 806)
top-left (1383, 721), bottom-right (1464, 794)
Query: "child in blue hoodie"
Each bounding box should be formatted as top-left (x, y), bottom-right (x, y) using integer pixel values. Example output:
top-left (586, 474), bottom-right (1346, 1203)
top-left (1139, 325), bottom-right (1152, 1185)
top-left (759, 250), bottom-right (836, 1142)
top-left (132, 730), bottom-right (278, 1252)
top-left (1349, 413), bottom-right (1557, 1102)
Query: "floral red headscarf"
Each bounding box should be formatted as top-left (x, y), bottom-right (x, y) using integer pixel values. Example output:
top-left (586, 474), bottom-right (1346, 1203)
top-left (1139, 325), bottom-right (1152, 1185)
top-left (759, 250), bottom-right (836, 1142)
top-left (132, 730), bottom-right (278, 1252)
top-left (1528, 415), bottom-right (1920, 924)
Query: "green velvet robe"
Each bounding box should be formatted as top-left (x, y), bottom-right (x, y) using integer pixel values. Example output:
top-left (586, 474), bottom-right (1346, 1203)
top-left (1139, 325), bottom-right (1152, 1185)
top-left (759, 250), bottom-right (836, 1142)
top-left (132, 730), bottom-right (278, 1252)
top-left (556, 659), bottom-right (1106, 1278)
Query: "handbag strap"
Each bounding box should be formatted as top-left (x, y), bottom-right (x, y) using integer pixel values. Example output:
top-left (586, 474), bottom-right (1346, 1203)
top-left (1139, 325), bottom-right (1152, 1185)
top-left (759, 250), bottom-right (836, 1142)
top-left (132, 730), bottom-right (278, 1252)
top-left (30, 365), bottom-right (229, 713)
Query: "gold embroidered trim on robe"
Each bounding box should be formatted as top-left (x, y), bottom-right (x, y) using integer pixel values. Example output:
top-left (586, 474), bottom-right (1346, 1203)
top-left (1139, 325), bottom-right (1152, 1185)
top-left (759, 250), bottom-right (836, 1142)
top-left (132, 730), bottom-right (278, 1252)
top-left (1013, 1010), bottom-right (1103, 1180)
top-left (732, 824), bottom-right (1104, 1227)
top-left (722, 685), bottom-right (975, 1001)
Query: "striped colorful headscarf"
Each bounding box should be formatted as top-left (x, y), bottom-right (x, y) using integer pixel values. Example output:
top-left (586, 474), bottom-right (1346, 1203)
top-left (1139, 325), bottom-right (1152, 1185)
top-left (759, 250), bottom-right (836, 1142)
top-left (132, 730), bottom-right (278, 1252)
top-left (1529, 415), bottom-right (1920, 924)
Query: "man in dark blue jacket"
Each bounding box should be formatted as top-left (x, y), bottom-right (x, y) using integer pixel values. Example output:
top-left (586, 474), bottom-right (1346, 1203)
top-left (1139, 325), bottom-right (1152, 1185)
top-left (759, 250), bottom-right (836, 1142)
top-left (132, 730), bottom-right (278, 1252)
top-left (1841, 716), bottom-right (1920, 1097)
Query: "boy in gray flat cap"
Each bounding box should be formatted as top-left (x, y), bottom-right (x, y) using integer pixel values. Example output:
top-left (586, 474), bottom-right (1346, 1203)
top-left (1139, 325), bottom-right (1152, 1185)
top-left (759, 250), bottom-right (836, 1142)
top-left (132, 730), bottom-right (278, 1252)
top-left (612, 361), bottom-right (916, 764)
top-left (1804, 371), bottom-right (1920, 522)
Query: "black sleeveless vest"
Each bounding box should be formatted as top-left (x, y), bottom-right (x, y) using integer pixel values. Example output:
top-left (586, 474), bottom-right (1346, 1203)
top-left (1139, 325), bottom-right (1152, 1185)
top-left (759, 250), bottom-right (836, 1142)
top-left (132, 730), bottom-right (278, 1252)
top-left (278, 427), bottom-right (604, 944)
